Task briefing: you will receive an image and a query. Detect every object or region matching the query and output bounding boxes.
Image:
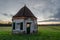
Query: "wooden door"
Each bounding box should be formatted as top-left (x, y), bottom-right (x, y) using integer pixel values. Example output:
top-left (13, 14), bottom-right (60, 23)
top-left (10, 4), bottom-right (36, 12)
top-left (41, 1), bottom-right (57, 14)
top-left (27, 23), bottom-right (31, 34)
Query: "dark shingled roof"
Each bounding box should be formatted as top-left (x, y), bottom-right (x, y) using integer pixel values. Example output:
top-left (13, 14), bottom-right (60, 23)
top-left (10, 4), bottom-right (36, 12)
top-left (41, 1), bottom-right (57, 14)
top-left (13, 5), bottom-right (37, 18)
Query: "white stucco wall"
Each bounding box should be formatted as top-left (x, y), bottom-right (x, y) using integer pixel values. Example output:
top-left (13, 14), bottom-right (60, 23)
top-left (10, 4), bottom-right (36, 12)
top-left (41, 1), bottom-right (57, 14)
top-left (12, 19), bottom-right (25, 33)
top-left (12, 18), bottom-right (37, 34)
top-left (24, 18), bottom-right (35, 33)
top-left (33, 19), bottom-right (38, 32)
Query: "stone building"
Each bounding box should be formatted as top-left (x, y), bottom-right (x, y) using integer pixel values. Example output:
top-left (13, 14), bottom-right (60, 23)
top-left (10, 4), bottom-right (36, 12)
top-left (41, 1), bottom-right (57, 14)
top-left (12, 5), bottom-right (37, 34)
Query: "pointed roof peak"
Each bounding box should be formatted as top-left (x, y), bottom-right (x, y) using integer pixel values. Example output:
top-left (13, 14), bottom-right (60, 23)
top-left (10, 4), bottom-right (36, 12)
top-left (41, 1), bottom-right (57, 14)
top-left (24, 4), bottom-right (26, 6)
top-left (13, 5), bottom-right (37, 19)
top-left (23, 5), bottom-right (28, 8)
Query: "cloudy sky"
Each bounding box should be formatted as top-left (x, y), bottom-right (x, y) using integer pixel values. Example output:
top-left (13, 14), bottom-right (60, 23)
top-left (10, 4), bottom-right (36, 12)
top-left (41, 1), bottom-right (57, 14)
top-left (0, 0), bottom-right (60, 21)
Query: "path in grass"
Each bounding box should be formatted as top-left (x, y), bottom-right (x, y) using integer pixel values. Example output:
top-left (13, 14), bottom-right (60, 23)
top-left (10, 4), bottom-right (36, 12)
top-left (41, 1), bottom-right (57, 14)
top-left (0, 26), bottom-right (60, 40)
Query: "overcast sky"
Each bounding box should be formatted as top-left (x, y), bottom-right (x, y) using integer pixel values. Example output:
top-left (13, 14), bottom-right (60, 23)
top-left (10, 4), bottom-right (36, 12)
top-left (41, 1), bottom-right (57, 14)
top-left (0, 0), bottom-right (60, 21)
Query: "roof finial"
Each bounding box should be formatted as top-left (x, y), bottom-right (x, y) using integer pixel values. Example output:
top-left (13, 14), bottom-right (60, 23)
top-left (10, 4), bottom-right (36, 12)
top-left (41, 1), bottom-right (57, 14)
top-left (24, 4), bottom-right (26, 7)
top-left (25, 4), bottom-right (26, 6)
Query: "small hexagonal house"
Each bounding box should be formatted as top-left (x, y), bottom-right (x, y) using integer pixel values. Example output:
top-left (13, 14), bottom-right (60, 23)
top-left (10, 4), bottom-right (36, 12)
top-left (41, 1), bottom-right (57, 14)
top-left (12, 5), bottom-right (37, 34)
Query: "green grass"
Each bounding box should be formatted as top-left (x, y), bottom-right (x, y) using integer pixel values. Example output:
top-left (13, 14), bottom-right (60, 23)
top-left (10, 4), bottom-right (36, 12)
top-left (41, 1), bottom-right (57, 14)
top-left (0, 26), bottom-right (60, 40)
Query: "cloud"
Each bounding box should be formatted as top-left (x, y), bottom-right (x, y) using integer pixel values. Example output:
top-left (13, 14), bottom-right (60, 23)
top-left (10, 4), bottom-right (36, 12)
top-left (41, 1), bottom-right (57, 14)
top-left (53, 8), bottom-right (60, 18)
top-left (50, 8), bottom-right (60, 20)
top-left (0, 12), bottom-right (13, 17)
top-left (29, 0), bottom-right (59, 21)
top-left (0, 0), bottom-right (60, 21)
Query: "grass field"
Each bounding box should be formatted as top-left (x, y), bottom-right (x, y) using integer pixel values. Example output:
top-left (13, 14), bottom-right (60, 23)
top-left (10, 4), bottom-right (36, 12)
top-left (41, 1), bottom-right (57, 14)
top-left (0, 26), bottom-right (60, 40)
